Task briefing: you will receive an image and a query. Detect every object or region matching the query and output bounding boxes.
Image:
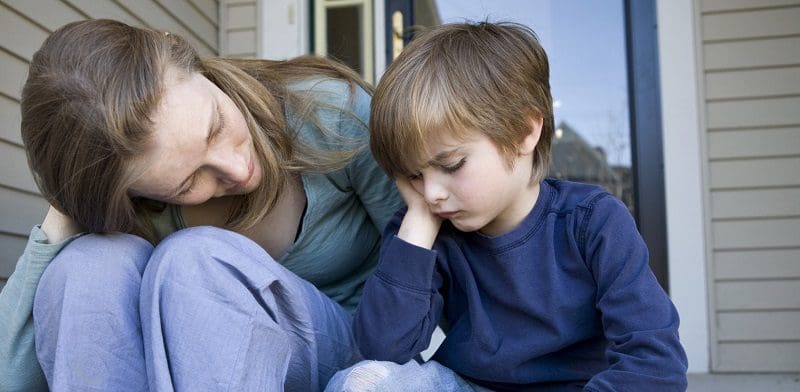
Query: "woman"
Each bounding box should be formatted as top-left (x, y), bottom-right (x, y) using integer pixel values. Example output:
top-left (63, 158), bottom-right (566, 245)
top-left (0, 19), bottom-right (402, 391)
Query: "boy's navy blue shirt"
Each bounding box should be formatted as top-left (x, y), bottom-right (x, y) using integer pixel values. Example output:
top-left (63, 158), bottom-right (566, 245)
top-left (354, 179), bottom-right (688, 391)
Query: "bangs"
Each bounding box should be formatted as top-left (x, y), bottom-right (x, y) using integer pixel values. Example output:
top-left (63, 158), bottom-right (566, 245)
top-left (381, 67), bottom-right (481, 177)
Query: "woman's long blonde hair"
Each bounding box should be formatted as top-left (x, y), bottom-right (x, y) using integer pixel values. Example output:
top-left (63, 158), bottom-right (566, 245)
top-left (21, 19), bottom-right (370, 242)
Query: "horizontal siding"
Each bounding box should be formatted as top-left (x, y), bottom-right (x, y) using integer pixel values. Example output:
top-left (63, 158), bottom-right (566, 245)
top-left (63, 0), bottom-right (145, 26)
top-left (0, 141), bottom-right (37, 193)
top-left (708, 127), bottom-right (800, 159)
top-left (227, 2), bottom-right (257, 29)
top-left (0, 3), bottom-right (52, 61)
top-left (219, 0), bottom-right (257, 57)
top-left (711, 188), bottom-right (800, 219)
top-left (2, 0), bottom-right (87, 32)
top-left (156, 0), bottom-right (218, 49)
top-left (712, 218), bottom-right (800, 250)
top-left (192, 0), bottom-right (219, 24)
top-left (708, 157), bottom-right (800, 189)
top-left (717, 342), bottom-right (800, 372)
top-left (706, 96), bottom-right (800, 129)
top-left (0, 94), bottom-right (22, 146)
top-left (0, 50), bottom-right (29, 100)
top-left (702, 6), bottom-right (800, 41)
top-left (705, 67), bottom-right (800, 100)
top-left (0, 233), bottom-right (27, 279)
top-left (116, 0), bottom-right (217, 55)
top-left (717, 311), bottom-right (800, 341)
top-left (716, 280), bottom-right (800, 311)
top-left (703, 36), bottom-right (800, 71)
top-left (0, 186), bottom-right (48, 236)
top-left (702, 0), bottom-right (800, 13)
top-left (715, 248), bottom-right (800, 280)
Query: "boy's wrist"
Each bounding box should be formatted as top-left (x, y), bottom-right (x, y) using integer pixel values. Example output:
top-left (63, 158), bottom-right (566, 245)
top-left (397, 209), bottom-right (441, 249)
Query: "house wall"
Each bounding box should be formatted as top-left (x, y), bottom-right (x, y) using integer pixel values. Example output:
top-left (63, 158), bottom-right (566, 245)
top-left (658, 0), bottom-right (711, 373)
top-left (698, 0), bottom-right (800, 373)
top-left (663, 0), bottom-right (800, 373)
top-left (0, 0), bottom-right (219, 289)
top-left (219, 0), bottom-right (257, 57)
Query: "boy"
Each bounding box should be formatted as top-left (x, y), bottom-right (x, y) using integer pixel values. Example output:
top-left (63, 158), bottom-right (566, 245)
top-left (334, 22), bottom-right (688, 391)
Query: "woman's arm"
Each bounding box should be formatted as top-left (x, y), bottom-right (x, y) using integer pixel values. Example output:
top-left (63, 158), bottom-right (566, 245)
top-left (0, 207), bottom-right (83, 391)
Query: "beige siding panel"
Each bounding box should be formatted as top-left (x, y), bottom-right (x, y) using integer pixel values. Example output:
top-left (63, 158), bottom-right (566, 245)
top-left (191, 0), bottom-right (219, 24)
top-left (713, 218), bottom-right (800, 250)
top-left (705, 67), bottom-right (800, 100)
top-left (704, 37), bottom-right (800, 71)
top-left (0, 187), bottom-right (47, 236)
top-left (702, 0), bottom-right (800, 13)
top-left (225, 29), bottom-right (257, 56)
top-left (708, 157), bottom-right (800, 189)
top-left (156, 0), bottom-right (217, 48)
top-left (227, 3), bottom-right (257, 29)
top-left (716, 280), bottom-right (800, 310)
top-left (0, 233), bottom-right (27, 279)
top-left (708, 127), bottom-right (800, 159)
top-left (63, 0), bottom-right (143, 26)
top-left (716, 342), bottom-right (800, 372)
top-left (116, 0), bottom-right (216, 55)
top-left (711, 188), bottom-right (800, 219)
top-left (0, 4), bottom-right (50, 61)
top-left (718, 311), bottom-right (800, 341)
top-left (2, 0), bottom-right (86, 31)
top-left (0, 141), bottom-right (37, 193)
top-left (702, 7), bottom-right (800, 41)
top-left (0, 94), bottom-right (22, 146)
top-left (0, 51), bottom-right (28, 101)
top-left (707, 96), bottom-right (800, 129)
top-left (715, 248), bottom-right (800, 279)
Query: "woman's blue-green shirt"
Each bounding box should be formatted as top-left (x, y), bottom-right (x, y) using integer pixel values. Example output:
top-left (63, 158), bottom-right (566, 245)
top-left (0, 78), bottom-right (402, 391)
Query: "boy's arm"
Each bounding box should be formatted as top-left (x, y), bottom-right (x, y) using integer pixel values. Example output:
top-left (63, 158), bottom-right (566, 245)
top-left (580, 195), bottom-right (688, 392)
top-left (0, 207), bottom-right (83, 391)
top-left (353, 205), bottom-right (445, 363)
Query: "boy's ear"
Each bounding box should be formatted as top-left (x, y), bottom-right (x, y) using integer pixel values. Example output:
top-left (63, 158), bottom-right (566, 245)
top-left (519, 114), bottom-right (543, 155)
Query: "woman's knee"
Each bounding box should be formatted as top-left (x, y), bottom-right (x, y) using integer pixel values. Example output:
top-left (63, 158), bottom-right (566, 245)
top-left (35, 233), bottom-right (153, 304)
top-left (144, 226), bottom-right (279, 291)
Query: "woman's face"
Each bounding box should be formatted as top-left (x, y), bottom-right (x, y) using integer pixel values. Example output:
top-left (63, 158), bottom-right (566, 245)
top-left (129, 68), bottom-right (262, 205)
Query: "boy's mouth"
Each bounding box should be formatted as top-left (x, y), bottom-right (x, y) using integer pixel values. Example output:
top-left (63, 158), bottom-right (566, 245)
top-left (435, 210), bottom-right (459, 219)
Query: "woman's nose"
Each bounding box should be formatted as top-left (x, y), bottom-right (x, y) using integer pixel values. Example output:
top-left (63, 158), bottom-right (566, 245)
top-left (208, 147), bottom-right (249, 185)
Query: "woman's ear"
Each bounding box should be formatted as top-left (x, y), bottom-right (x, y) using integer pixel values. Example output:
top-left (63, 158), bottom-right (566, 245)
top-left (519, 114), bottom-right (543, 155)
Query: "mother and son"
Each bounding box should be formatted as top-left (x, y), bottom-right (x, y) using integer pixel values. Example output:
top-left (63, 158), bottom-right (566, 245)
top-left (0, 18), bottom-right (687, 391)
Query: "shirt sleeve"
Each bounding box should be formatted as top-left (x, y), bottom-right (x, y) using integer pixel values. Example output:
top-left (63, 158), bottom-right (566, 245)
top-left (342, 85), bottom-right (405, 233)
top-left (579, 195), bottom-right (688, 392)
top-left (0, 226), bottom-right (83, 392)
top-left (353, 211), bottom-right (445, 363)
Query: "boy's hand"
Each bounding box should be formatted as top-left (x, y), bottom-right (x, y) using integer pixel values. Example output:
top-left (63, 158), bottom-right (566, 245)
top-left (395, 177), bottom-right (441, 249)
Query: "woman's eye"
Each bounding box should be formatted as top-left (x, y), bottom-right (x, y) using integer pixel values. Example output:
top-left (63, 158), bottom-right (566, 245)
top-left (408, 173), bottom-right (422, 181)
top-left (211, 111), bottom-right (226, 140)
top-left (443, 158), bottom-right (466, 173)
top-left (176, 184), bottom-right (194, 197)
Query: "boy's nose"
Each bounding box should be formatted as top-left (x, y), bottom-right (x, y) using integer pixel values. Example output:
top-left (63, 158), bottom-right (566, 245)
top-left (423, 180), bottom-right (448, 205)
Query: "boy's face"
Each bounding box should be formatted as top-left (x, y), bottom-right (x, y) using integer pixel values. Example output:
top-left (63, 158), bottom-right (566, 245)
top-left (407, 128), bottom-right (540, 237)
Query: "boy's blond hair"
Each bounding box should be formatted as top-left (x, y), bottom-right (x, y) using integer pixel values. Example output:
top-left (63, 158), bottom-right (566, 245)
top-left (370, 22), bottom-right (554, 181)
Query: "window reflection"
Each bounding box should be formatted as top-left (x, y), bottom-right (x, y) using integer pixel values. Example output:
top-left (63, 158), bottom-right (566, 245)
top-left (435, 0), bottom-right (634, 213)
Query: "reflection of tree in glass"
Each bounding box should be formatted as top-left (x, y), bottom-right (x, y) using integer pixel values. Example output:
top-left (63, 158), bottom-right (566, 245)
top-left (548, 121), bottom-right (634, 214)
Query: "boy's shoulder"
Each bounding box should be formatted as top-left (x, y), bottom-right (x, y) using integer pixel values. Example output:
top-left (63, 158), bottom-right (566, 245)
top-left (544, 178), bottom-right (616, 213)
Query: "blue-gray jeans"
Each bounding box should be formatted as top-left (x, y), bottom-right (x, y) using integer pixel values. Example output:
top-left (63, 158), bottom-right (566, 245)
top-left (33, 226), bottom-right (360, 391)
